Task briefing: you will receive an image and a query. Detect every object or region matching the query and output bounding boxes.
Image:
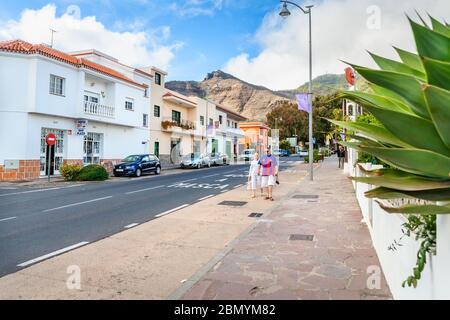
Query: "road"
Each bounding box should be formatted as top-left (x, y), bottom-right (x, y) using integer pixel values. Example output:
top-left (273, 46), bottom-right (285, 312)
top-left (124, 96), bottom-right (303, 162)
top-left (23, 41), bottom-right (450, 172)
top-left (0, 156), bottom-right (302, 277)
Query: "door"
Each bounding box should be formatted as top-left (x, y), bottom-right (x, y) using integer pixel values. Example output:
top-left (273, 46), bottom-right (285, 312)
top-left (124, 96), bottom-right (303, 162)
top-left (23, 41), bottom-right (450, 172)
top-left (148, 155), bottom-right (157, 170)
top-left (154, 142), bottom-right (159, 157)
top-left (84, 133), bottom-right (102, 165)
top-left (226, 141), bottom-right (232, 159)
top-left (141, 155), bottom-right (151, 172)
top-left (212, 139), bottom-right (219, 154)
top-left (40, 128), bottom-right (65, 176)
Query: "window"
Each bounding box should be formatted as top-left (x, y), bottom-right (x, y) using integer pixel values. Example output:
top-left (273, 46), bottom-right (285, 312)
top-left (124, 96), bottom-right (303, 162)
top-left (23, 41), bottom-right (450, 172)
top-left (209, 118), bottom-right (213, 126)
top-left (234, 122), bottom-right (238, 129)
top-left (200, 116), bottom-right (205, 126)
top-left (125, 98), bottom-right (134, 111)
top-left (172, 110), bottom-right (181, 124)
top-left (227, 120), bottom-right (230, 127)
top-left (155, 72), bottom-right (162, 85)
top-left (219, 115), bottom-right (223, 124)
top-left (142, 155), bottom-right (150, 162)
top-left (49, 75), bottom-right (65, 96)
top-left (144, 88), bottom-right (149, 98)
top-left (83, 133), bottom-right (102, 165)
top-left (154, 105), bottom-right (160, 117)
top-left (143, 114), bottom-right (148, 127)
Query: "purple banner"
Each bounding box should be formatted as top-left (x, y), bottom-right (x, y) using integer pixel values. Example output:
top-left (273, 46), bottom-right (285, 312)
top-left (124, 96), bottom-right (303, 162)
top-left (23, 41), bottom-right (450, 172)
top-left (296, 93), bottom-right (311, 113)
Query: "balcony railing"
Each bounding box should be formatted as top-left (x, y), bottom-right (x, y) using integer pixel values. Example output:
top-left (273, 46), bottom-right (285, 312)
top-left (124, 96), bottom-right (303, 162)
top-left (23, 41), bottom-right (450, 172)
top-left (84, 101), bottom-right (115, 118)
top-left (161, 117), bottom-right (196, 131)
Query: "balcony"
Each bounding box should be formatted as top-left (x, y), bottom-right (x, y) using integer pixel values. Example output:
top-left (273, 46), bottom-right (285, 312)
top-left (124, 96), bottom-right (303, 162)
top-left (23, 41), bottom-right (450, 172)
top-left (84, 101), bottom-right (115, 118)
top-left (161, 117), bottom-right (196, 134)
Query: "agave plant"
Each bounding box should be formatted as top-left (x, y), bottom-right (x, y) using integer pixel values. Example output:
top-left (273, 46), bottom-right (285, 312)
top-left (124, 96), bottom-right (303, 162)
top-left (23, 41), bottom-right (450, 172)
top-left (328, 14), bottom-right (450, 214)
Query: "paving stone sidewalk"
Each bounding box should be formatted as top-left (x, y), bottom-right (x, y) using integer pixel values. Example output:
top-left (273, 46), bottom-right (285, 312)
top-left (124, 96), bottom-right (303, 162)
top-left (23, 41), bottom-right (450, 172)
top-left (182, 158), bottom-right (392, 300)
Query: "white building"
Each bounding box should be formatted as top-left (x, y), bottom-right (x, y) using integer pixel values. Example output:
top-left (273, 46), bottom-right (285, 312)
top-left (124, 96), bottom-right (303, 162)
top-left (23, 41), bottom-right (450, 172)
top-left (0, 40), bottom-right (151, 181)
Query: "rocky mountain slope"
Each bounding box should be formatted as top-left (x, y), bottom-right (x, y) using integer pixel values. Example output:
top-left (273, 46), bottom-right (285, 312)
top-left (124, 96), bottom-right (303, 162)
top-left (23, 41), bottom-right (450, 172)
top-left (166, 70), bottom-right (359, 121)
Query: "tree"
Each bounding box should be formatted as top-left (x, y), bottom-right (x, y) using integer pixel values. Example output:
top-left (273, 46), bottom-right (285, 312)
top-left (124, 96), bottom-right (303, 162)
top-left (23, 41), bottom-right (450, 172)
top-left (266, 92), bottom-right (343, 146)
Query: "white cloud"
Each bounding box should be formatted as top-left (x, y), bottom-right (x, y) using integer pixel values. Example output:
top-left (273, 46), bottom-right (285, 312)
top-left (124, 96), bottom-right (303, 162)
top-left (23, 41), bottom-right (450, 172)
top-left (224, 0), bottom-right (450, 91)
top-left (0, 4), bottom-right (183, 70)
top-left (170, 0), bottom-right (226, 17)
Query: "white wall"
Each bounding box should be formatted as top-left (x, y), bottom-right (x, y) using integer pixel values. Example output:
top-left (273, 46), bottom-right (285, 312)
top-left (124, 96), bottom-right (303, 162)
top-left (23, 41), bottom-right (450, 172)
top-left (354, 163), bottom-right (450, 299)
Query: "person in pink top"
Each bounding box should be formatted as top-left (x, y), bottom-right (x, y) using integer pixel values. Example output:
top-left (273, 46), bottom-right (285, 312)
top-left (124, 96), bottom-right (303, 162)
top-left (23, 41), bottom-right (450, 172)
top-left (258, 148), bottom-right (278, 201)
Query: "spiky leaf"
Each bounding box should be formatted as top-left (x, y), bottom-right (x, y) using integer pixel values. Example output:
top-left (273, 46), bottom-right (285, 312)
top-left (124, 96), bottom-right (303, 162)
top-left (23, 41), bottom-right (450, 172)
top-left (378, 202), bottom-right (450, 214)
top-left (369, 51), bottom-right (426, 80)
top-left (409, 18), bottom-right (450, 62)
top-left (394, 47), bottom-right (425, 73)
top-left (422, 57), bottom-right (450, 91)
top-left (424, 85), bottom-right (450, 148)
top-left (365, 186), bottom-right (450, 202)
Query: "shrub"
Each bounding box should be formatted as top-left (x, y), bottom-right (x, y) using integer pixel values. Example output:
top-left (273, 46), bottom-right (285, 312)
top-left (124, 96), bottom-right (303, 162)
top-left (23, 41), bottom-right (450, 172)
top-left (60, 163), bottom-right (82, 181)
top-left (304, 150), bottom-right (321, 163)
top-left (76, 164), bottom-right (109, 181)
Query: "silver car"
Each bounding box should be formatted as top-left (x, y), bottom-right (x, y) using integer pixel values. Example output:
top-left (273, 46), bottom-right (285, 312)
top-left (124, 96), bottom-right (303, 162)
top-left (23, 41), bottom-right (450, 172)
top-left (180, 153), bottom-right (211, 169)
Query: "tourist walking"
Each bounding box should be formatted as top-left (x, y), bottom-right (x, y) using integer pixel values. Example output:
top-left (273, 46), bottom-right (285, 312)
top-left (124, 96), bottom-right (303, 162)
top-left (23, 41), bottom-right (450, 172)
top-left (247, 152), bottom-right (260, 198)
top-left (258, 148), bottom-right (278, 201)
top-left (338, 145), bottom-right (346, 168)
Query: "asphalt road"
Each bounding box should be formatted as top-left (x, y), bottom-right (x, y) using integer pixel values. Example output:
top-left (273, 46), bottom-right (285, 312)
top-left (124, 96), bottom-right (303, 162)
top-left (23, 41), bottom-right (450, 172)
top-left (0, 156), bottom-right (302, 277)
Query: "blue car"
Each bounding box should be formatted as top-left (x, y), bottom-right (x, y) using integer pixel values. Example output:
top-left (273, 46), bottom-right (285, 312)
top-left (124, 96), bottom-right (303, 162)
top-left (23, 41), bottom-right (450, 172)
top-left (113, 154), bottom-right (161, 177)
top-left (279, 149), bottom-right (291, 157)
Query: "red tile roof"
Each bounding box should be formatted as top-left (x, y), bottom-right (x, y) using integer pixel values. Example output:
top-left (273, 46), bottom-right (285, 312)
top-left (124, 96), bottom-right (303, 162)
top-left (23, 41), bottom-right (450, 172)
top-left (0, 40), bottom-right (148, 88)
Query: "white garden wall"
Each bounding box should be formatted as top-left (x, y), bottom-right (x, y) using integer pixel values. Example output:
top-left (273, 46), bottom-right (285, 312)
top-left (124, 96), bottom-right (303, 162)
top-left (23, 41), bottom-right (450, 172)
top-left (352, 163), bottom-right (450, 299)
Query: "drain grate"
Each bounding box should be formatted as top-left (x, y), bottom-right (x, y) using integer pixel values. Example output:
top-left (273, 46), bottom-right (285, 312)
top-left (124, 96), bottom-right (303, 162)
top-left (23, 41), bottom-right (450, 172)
top-left (292, 194), bottom-right (319, 199)
top-left (219, 201), bottom-right (248, 207)
top-left (248, 212), bottom-right (263, 218)
top-left (289, 234), bottom-right (314, 241)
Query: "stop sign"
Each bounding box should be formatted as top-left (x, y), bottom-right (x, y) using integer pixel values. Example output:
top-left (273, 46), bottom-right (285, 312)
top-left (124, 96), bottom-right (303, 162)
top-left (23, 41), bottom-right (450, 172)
top-left (46, 133), bottom-right (57, 146)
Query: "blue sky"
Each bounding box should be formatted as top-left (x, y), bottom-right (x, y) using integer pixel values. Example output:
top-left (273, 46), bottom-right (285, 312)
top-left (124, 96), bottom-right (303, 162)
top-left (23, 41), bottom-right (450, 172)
top-left (1, 0), bottom-right (449, 90)
top-left (0, 0), bottom-right (279, 82)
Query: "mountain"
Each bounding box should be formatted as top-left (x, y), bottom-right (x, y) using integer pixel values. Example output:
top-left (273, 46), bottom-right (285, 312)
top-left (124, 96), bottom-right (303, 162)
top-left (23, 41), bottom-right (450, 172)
top-left (166, 71), bottom-right (365, 121)
top-left (166, 70), bottom-right (291, 121)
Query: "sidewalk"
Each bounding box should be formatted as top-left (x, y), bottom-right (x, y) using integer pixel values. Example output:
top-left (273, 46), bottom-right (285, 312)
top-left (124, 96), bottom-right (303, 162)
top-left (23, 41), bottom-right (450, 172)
top-left (181, 158), bottom-right (392, 300)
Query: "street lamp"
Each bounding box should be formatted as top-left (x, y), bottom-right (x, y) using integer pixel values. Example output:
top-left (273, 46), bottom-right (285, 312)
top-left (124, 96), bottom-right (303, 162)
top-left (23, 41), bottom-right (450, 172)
top-left (279, 1), bottom-right (314, 181)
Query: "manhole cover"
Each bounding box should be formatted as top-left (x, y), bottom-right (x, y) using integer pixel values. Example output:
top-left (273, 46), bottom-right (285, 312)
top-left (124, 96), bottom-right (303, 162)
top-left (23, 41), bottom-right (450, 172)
top-left (248, 212), bottom-right (263, 218)
top-left (289, 234), bottom-right (314, 241)
top-left (292, 195), bottom-right (319, 199)
top-left (219, 201), bottom-right (248, 207)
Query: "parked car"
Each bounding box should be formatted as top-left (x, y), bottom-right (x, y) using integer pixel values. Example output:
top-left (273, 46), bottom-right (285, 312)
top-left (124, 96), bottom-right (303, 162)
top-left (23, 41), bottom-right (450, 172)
top-left (280, 149), bottom-right (291, 157)
top-left (297, 149), bottom-right (309, 157)
top-left (180, 153), bottom-right (211, 169)
top-left (113, 154), bottom-right (161, 177)
top-left (238, 149), bottom-right (256, 161)
top-left (210, 152), bottom-right (230, 166)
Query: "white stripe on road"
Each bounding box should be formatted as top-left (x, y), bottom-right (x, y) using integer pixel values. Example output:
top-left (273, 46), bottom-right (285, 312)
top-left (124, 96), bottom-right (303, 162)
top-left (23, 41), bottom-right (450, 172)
top-left (204, 173), bottom-right (220, 178)
top-left (155, 204), bottom-right (189, 218)
top-left (42, 196), bottom-right (112, 213)
top-left (180, 178), bottom-right (198, 183)
top-left (124, 223), bottom-right (139, 229)
top-left (17, 241), bottom-right (90, 267)
top-left (0, 216), bottom-right (17, 222)
top-left (197, 194), bottom-right (214, 201)
top-left (215, 178), bottom-right (228, 182)
top-left (125, 185), bottom-right (165, 195)
top-left (0, 184), bottom-right (84, 197)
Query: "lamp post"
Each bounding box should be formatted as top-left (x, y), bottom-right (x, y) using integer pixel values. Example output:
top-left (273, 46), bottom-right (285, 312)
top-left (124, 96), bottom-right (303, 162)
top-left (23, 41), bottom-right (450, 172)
top-left (279, 1), bottom-right (314, 181)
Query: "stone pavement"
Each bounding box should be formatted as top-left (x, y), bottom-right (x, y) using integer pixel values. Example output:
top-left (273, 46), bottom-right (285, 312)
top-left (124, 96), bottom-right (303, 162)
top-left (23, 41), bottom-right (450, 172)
top-left (181, 158), bottom-right (392, 300)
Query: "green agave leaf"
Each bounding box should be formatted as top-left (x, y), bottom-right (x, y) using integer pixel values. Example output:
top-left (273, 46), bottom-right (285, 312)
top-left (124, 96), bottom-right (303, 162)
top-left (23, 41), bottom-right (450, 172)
top-left (428, 15), bottom-right (450, 37)
top-left (409, 17), bottom-right (450, 62)
top-left (365, 186), bottom-right (450, 202)
top-left (344, 134), bottom-right (384, 147)
top-left (422, 57), bottom-right (450, 91)
top-left (328, 120), bottom-right (410, 147)
top-left (394, 47), bottom-right (425, 73)
top-left (414, 11), bottom-right (430, 29)
top-left (355, 67), bottom-right (430, 120)
top-left (353, 175), bottom-right (450, 191)
top-left (360, 146), bottom-right (450, 178)
top-left (339, 91), bottom-right (411, 113)
top-left (368, 83), bottom-right (415, 112)
top-left (369, 51), bottom-right (426, 80)
top-left (377, 202), bottom-right (450, 214)
top-left (424, 85), bottom-right (450, 148)
top-left (361, 104), bottom-right (450, 157)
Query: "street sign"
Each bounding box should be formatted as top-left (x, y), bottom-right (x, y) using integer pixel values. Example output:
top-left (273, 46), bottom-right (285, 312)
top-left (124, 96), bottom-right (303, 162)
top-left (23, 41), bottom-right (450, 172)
top-left (76, 119), bottom-right (88, 136)
top-left (46, 133), bottom-right (56, 146)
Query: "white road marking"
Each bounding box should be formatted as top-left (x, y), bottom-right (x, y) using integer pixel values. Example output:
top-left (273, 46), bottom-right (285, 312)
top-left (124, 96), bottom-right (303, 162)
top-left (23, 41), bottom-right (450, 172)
top-left (0, 216), bottom-right (17, 222)
top-left (125, 185), bottom-right (165, 195)
top-left (180, 178), bottom-right (198, 183)
top-left (204, 173), bottom-right (220, 178)
top-left (17, 241), bottom-right (89, 267)
top-left (215, 178), bottom-right (228, 182)
top-left (124, 223), bottom-right (139, 229)
top-left (197, 194), bottom-right (214, 201)
top-left (42, 196), bottom-right (112, 213)
top-left (0, 184), bottom-right (84, 197)
top-left (155, 204), bottom-right (189, 218)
